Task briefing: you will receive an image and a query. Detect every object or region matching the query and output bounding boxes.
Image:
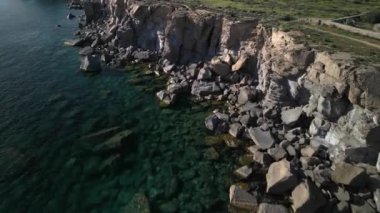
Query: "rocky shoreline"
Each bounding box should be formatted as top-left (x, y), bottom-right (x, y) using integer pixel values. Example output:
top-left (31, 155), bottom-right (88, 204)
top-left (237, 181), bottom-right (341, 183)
top-left (68, 0), bottom-right (380, 212)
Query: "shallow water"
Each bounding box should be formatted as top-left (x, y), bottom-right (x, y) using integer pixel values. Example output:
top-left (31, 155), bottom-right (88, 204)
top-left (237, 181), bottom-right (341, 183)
top-left (0, 0), bottom-right (234, 212)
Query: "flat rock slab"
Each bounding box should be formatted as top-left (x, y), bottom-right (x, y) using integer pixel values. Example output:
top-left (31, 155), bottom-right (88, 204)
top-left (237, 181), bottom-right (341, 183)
top-left (229, 185), bottom-right (258, 211)
top-left (248, 127), bottom-right (275, 149)
top-left (331, 162), bottom-right (367, 188)
top-left (281, 107), bottom-right (303, 126)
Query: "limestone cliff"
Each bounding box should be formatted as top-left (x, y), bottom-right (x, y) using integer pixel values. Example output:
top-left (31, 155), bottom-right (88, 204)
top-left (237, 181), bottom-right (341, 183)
top-left (81, 0), bottom-right (380, 159)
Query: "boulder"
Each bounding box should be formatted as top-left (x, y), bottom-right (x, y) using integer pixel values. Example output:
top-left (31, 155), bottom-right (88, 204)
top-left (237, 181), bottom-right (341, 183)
top-left (229, 123), bottom-right (243, 138)
top-left (235, 165), bottom-right (252, 179)
top-left (197, 68), bottom-right (212, 80)
top-left (268, 146), bottom-right (287, 161)
top-left (266, 159), bottom-right (298, 194)
top-left (229, 185), bottom-right (258, 211)
top-left (281, 107), bottom-right (303, 126)
top-left (374, 189), bottom-right (380, 212)
top-left (80, 55), bottom-right (101, 72)
top-left (331, 162), bottom-right (367, 188)
top-left (248, 127), bottom-right (275, 150)
top-left (167, 82), bottom-right (189, 94)
top-left (238, 86), bottom-right (256, 105)
top-left (133, 50), bottom-right (151, 61)
top-left (300, 146), bottom-right (318, 158)
top-left (210, 57), bottom-right (231, 77)
top-left (191, 81), bottom-right (222, 97)
top-left (67, 12), bottom-right (76, 20)
top-left (309, 117), bottom-right (330, 137)
top-left (232, 54), bottom-right (248, 72)
top-left (64, 39), bottom-right (85, 47)
top-left (253, 151), bottom-right (273, 166)
top-left (258, 203), bottom-right (289, 213)
top-left (156, 90), bottom-right (177, 106)
top-left (335, 201), bottom-right (350, 213)
top-left (317, 96), bottom-right (348, 120)
top-left (291, 179), bottom-right (327, 213)
top-left (374, 23), bottom-right (380, 32)
top-left (79, 46), bottom-right (93, 56)
top-left (205, 114), bottom-right (228, 134)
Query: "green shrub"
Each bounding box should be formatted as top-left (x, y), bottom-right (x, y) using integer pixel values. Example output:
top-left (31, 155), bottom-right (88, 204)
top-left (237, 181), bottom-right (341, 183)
top-left (361, 10), bottom-right (380, 24)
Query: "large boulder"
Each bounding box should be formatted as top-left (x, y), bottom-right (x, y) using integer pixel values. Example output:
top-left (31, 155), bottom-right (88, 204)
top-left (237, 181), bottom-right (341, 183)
top-left (80, 55), bottom-right (101, 72)
top-left (291, 179), bottom-right (327, 213)
top-left (266, 159), bottom-right (298, 194)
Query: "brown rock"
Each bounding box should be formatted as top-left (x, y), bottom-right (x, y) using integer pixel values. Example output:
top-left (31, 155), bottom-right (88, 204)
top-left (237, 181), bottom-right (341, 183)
top-left (229, 185), bottom-right (258, 211)
top-left (258, 203), bottom-right (289, 213)
top-left (291, 179), bottom-right (326, 213)
top-left (266, 159), bottom-right (298, 194)
top-left (331, 162), bottom-right (367, 188)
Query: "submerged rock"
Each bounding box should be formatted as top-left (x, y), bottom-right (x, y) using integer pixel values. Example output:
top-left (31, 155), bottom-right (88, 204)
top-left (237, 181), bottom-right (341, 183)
top-left (93, 129), bottom-right (133, 152)
top-left (124, 193), bottom-right (150, 213)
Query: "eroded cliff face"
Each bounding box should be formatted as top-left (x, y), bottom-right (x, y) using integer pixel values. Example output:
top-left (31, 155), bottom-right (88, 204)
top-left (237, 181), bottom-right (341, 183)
top-left (83, 0), bottom-right (380, 167)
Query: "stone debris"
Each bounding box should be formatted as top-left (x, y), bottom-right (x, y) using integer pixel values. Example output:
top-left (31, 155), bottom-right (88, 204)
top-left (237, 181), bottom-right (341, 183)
top-left (75, 1), bottom-right (380, 211)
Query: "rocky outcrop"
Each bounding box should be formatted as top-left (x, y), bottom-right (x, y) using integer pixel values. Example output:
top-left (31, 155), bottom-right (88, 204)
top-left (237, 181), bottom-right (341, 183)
top-left (76, 1), bottom-right (380, 211)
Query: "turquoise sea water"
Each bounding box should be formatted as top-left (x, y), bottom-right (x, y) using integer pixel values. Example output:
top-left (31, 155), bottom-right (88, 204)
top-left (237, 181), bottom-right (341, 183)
top-left (0, 0), bottom-right (234, 212)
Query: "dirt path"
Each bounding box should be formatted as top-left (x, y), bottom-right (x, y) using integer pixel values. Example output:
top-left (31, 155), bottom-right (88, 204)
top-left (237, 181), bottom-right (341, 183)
top-left (303, 25), bottom-right (380, 50)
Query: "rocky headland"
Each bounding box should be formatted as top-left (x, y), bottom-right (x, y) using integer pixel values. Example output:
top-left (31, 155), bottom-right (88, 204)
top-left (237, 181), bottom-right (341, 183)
top-left (70, 0), bottom-right (380, 212)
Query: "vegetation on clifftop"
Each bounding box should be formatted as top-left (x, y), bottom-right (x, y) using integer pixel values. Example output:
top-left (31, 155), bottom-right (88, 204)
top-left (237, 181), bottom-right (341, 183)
top-left (183, 0), bottom-right (380, 20)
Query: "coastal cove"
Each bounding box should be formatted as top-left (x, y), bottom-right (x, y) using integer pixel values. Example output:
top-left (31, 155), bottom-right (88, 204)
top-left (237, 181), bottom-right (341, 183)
top-left (0, 0), bottom-right (235, 212)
